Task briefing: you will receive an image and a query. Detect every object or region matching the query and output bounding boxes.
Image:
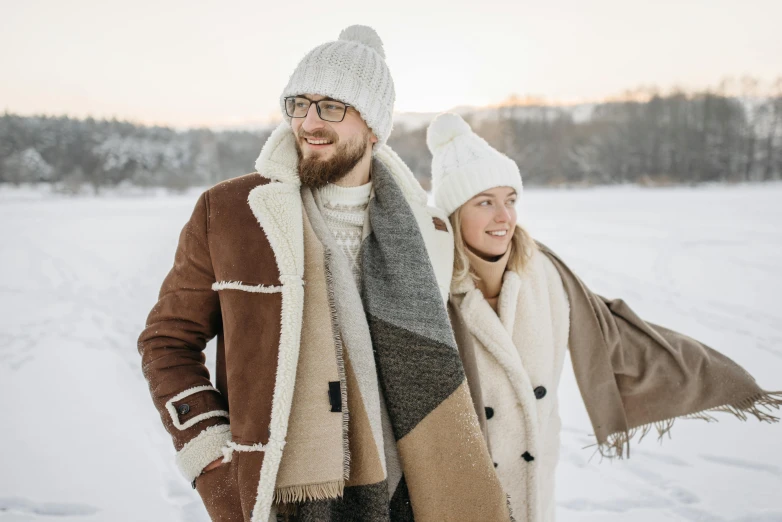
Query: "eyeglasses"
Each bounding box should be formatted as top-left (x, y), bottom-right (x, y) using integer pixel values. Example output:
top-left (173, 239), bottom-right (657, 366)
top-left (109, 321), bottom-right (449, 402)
top-left (284, 96), bottom-right (352, 123)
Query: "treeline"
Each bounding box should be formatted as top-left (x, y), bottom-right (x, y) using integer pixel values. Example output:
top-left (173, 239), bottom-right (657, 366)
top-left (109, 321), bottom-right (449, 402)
top-left (2, 80), bottom-right (782, 193)
top-left (0, 115), bottom-right (268, 193)
top-left (392, 80), bottom-right (782, 188)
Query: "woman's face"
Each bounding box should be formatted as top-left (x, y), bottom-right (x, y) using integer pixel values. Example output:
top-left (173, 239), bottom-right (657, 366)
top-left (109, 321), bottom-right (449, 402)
top-left (459, 186), bottom-right (518, 259)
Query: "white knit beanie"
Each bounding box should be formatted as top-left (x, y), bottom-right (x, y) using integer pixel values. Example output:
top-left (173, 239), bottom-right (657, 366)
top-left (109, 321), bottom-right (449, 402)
top-left (428, 113), bottom-right (523, 216)
top-left (280, 25), bottom-right (395, 148)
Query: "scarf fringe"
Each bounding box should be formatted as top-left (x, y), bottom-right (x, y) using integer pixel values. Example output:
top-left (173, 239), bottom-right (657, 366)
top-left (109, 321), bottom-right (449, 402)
top-left (506, 494), bottom-right (516, 522)
top-left (274, 480), bottom-right (345, 505)
top-left (324, 250), bottom-right (351, 481)
top-left (595, 391), bottom-right (782, 459)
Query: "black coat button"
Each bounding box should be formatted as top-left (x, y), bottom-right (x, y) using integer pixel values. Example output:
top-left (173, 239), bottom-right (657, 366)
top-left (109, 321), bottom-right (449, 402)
top-left (485, 406), bottom-right (494, 419)
top-left (177, 403), bottom-right (191, 415)
top-left (522, 451), bottom-right (535, 462)
top-left (493, 462), bottom-right (498, 468)
top-left (534, 386), bottom-right (547, 400)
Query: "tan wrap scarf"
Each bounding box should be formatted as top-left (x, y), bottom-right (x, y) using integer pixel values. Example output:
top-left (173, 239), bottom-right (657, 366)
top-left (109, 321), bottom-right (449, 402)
top-left (459, 242), bottom-right (782, 458)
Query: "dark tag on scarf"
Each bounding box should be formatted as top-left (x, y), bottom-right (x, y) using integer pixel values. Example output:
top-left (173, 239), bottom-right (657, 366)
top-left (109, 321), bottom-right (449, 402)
top-left (328, 381), bottom-right (342, 412)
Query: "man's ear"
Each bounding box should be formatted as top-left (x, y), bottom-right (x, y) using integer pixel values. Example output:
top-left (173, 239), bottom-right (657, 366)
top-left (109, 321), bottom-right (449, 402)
top-left (370, 132), bottom-right (378, 144)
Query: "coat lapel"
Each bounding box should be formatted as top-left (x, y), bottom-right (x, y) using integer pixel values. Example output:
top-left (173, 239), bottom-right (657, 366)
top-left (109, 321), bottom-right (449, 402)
top-left (247, 182), bottom-right (304, 279)
top-left (249, 122), bottom-right (305, 280)
top-left (459, 288), bottom-right (539, 428)
top-left (498, 271), bottom-right (521, 336)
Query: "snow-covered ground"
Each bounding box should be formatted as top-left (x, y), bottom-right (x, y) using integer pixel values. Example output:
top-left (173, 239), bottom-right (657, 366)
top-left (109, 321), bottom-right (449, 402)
top-left (1, 183), bottom-right (781, 521)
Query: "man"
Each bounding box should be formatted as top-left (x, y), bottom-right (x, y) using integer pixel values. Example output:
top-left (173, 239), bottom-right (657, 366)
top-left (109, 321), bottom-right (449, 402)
top-left (138, 26), bottom-right (511, 521)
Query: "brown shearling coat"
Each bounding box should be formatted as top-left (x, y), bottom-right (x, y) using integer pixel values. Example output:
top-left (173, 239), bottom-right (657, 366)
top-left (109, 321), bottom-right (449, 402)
top-left (138, 124), bottom-right (454, 522)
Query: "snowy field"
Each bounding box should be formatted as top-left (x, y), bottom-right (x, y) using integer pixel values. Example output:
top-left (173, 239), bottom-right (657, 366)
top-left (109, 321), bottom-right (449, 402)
top-left (1, 183), bottom-right (781, 521)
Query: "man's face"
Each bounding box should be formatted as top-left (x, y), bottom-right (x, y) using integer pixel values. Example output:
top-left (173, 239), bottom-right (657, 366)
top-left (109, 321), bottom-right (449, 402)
top-left (290, 94), bottom-right (378, 188)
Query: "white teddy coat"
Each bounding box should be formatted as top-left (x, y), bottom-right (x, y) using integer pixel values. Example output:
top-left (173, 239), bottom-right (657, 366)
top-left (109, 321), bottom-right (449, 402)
top-left (451, 249), bottom-right (571, 522)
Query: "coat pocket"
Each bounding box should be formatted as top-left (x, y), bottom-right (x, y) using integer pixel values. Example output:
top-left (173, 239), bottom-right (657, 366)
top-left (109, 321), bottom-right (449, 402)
top-left (195, 462), bottom-right (244, 522)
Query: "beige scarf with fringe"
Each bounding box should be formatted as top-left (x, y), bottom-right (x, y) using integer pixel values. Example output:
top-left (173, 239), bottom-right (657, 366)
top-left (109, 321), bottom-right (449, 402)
top-left (273, 202), bottom-right (381, 504)
top-left (274, 187), bottom-right (396, 512)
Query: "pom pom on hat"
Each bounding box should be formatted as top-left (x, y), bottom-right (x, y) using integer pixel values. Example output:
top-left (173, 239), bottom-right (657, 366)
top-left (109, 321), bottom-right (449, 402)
top-left (338, 25), bottom-right (385, 59)
top-left (427, 113), bottom-right (473, 153)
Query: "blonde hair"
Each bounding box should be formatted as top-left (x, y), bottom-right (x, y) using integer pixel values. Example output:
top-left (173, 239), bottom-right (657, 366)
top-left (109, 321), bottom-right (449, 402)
top-left (449, 206), bottom-right (538, 288)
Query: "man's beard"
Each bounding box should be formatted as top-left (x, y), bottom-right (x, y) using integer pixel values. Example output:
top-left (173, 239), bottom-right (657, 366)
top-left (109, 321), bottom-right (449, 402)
top-left (296, 128), bottom-right (370, 188)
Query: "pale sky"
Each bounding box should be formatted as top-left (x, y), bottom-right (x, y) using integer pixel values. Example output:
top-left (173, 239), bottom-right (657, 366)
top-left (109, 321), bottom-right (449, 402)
top-left (2, 0), bottom-right (781, 128)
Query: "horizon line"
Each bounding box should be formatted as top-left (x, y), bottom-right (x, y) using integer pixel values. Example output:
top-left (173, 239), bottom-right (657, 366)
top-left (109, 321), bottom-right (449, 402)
top-left (4, 79), bottom-right (780, 132)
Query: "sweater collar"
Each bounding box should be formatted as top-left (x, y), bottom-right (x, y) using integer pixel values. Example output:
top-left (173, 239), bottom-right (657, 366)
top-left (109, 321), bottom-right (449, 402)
top-left (318, 181), bottom-right (373, 208)
top-left (465, 247), bottom-right (511, 302)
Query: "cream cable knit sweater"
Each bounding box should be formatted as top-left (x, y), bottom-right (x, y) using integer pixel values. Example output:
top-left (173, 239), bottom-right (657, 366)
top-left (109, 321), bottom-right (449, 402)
top-left (317, 182), bottom-right (372, 286)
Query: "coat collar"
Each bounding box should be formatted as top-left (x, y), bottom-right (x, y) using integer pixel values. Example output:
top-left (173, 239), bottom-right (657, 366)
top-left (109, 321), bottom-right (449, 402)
top-left (457, 281), bottom-right (540, 430)
top-left (253, 122), bottom-right (428, 206)
top-left (247, 122), bottom-right (431, 279)
top-left (451, 268), bottom-right (522, 337)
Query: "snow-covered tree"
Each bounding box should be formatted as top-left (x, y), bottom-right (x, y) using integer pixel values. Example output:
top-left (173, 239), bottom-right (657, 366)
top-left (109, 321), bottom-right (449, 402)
top-left (2, 147), bottom-right (54, 184)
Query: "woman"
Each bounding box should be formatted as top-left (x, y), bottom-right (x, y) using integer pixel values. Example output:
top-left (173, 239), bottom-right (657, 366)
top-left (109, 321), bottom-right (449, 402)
top-left (427, 113), bottom-right (781, 522)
